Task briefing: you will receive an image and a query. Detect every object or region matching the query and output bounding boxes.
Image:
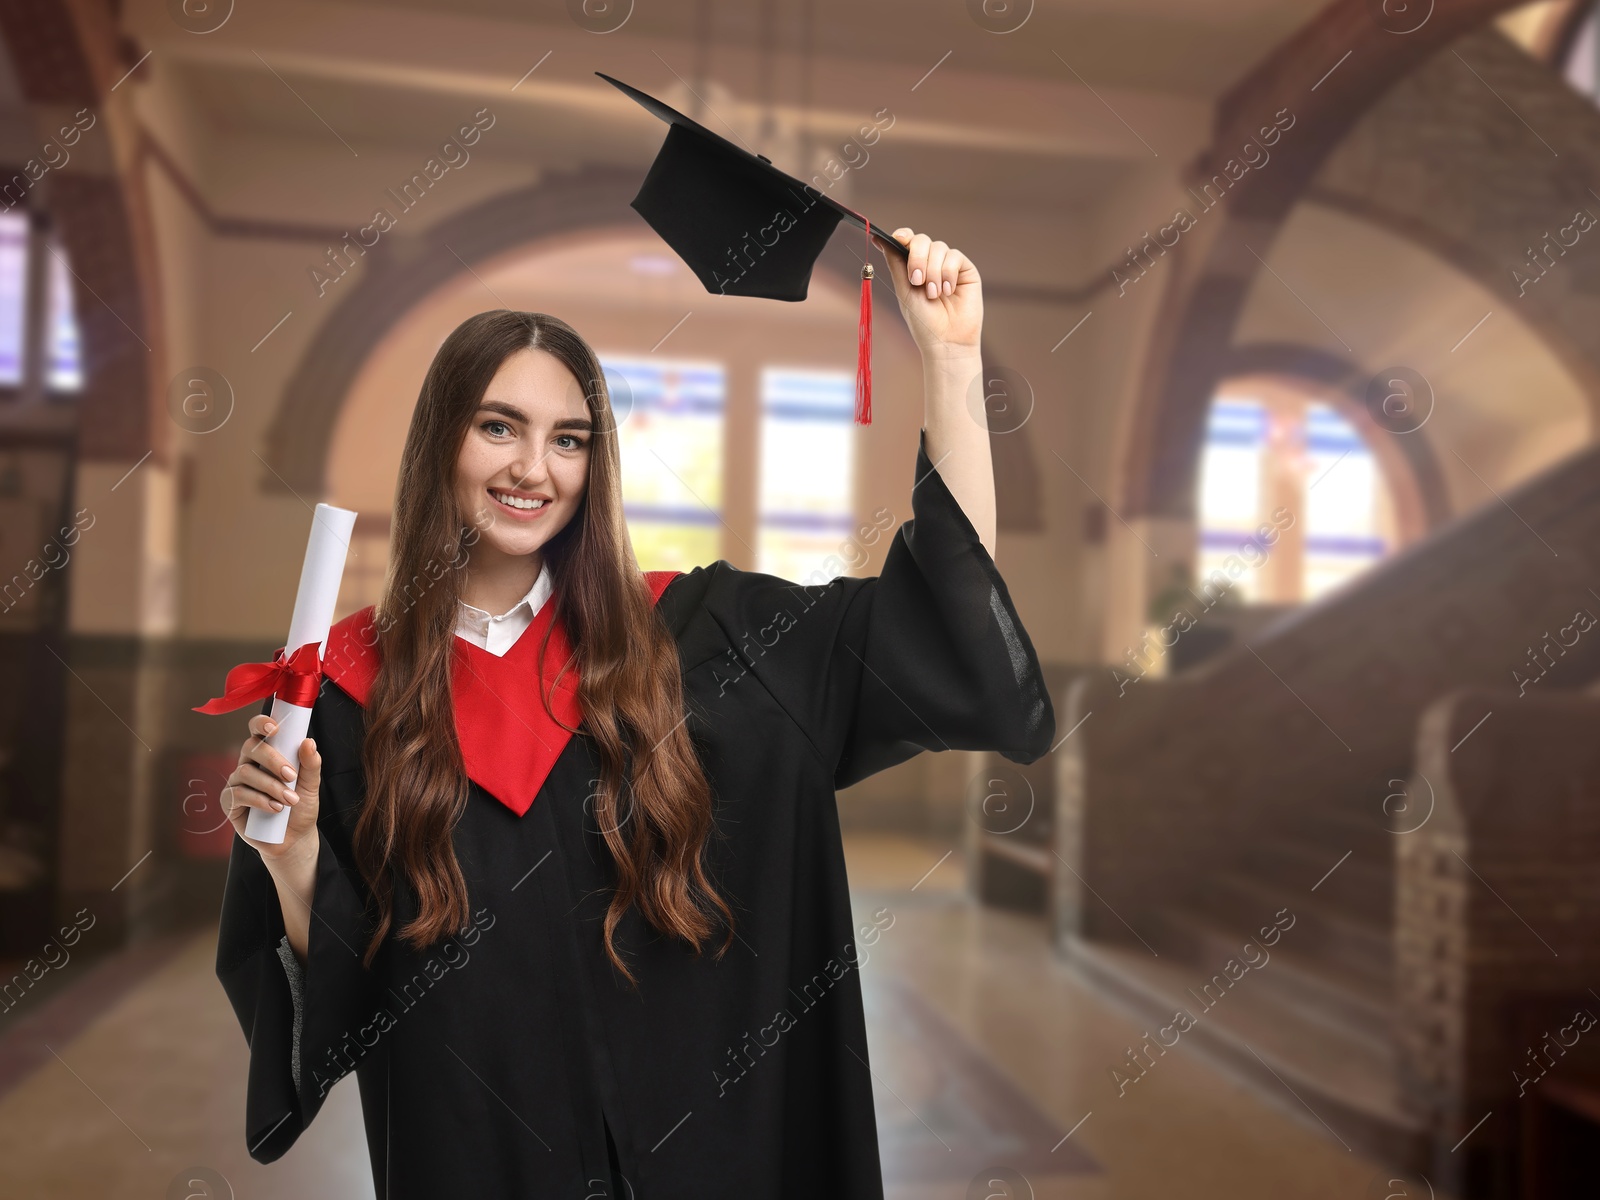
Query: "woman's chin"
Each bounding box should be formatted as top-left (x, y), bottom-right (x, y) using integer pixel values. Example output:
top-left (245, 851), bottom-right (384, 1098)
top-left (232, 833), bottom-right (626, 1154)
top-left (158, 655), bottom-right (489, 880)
top-left (482, 528), bottom-right (548, 556)
top-left (478, 517), bottom-right (569, 557)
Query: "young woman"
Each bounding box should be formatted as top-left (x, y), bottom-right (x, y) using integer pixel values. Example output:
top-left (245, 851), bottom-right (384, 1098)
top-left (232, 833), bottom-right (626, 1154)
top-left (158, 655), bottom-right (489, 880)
top-left (215, 229), bottom-right (1054, 1199)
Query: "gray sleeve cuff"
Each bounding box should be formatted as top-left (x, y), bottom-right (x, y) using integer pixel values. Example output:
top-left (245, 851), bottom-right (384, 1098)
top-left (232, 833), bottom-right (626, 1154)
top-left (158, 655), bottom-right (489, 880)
top-left (274, 934), bottom-right (305, 1094)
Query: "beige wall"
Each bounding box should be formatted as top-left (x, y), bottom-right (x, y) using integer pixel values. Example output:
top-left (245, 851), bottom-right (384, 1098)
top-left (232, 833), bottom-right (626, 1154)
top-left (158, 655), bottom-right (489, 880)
top-left (108, 4), bottom-right (1599, 682)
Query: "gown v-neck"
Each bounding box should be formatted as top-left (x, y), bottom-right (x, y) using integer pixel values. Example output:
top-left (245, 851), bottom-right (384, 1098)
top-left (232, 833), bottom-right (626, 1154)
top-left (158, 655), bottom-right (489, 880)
top-left (319, 569), bottom-right (678, 818)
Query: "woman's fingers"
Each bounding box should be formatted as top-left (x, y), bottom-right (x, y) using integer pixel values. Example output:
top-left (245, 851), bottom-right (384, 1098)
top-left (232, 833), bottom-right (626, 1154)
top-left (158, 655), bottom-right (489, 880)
top-left (243, 714), bottom-right (300, 785)
top-left (901, 230), bottom-right (932, 287)
top-left (923, 241), bottom-right (949, 301)
top-left (885, 229), bottom-right (969, 301)
top-left (226, 720), bottom-right (323, 861)
top-left (940, 248), bottom-right (966, 298)
top-left (240, 760), bottom-right (300, 806)
top-left (884, 228), bottom-right (914, 298)
top-left (225, 775), bottom-right (289, 817)
top-left (230, 714), bottom-right (310, 822)
top-left (239, 716), bottom-right (267, 767)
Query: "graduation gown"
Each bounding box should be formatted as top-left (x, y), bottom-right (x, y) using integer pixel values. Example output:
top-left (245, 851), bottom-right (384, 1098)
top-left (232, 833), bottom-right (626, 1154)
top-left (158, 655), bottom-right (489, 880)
top-left (214, 430), bottom-right (1055, 1198)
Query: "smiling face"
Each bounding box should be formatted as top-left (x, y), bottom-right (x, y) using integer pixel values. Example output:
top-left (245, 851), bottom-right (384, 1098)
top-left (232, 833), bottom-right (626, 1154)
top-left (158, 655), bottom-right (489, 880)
top-left (453, 346), bottom-right (594, 570)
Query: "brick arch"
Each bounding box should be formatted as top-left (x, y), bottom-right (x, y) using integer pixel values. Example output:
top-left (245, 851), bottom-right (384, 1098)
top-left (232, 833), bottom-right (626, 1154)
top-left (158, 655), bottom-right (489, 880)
top-left (0, 0), bottom-right (164, 464)
top-left (265, 165), bottom-right (1044, 529)
top-left (1306, 26), bottom-right (1600, 409)
top-left (1122, 0), bottom-right (1531, 521)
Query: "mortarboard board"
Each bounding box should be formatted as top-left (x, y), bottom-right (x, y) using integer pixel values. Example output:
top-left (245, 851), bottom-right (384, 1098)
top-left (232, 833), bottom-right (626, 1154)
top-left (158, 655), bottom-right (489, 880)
top-left (598, 71), bottom-right (908, 425)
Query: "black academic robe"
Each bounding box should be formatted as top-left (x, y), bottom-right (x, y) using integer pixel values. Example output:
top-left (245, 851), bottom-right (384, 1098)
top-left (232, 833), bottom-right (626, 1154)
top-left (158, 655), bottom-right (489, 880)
top-left (214, 430), bottom-right (1055, 1199)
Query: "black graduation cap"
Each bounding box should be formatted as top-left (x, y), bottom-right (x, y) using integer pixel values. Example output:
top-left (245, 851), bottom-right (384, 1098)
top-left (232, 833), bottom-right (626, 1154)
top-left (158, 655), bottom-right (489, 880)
top-left (598, 71), bottom-right (908, 425)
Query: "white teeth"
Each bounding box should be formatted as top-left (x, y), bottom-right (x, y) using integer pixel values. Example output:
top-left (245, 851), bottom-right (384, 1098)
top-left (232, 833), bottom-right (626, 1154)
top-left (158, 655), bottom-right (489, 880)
top-left (491, 490), bottom-right (547, 510)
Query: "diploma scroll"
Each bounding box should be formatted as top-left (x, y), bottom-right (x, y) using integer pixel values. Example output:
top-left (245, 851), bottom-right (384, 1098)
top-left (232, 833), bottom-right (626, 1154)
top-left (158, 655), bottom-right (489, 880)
top-left (189, 503), bottom-right (357, 844)
top-left (243, 503), bottom-right (357, 844)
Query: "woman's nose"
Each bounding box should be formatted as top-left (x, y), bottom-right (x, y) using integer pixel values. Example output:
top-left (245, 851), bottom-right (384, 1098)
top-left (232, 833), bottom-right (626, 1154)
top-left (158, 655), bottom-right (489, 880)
top-left (509, 453), bottom-right (550, 486)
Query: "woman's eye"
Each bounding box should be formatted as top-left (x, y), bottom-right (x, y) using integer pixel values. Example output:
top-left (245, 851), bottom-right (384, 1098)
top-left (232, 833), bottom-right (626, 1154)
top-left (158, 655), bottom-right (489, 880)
top-left (555, 434), bottom-right (589, 450)
top-left (482, 420), bottom-right (512, 437)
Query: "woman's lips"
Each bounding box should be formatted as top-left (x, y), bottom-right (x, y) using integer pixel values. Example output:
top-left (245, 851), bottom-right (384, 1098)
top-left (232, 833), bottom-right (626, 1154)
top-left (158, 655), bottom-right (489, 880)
top-left (488, 488), bottom-right (551, 519)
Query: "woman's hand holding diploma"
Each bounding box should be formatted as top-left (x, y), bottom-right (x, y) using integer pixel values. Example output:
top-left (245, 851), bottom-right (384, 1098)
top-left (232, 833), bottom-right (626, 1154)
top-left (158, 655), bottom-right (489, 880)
top-left (225, 713), bottom-right (323, 963)
top-left (882, 227), bottom-right (996, 561)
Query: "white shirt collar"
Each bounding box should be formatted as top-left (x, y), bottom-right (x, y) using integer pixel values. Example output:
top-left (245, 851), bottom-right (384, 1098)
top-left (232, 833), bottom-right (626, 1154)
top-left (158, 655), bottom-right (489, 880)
top-left (455, 563), bottom-right (553, 656)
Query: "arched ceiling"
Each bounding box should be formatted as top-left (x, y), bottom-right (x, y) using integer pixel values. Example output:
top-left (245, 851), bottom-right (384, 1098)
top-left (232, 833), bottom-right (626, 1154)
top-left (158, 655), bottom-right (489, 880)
top-left (1235, 201), bottom-right (1590, 509)
top-left (1116, 0), bottom-right (1565, 522)
top-left (350, 0), bottom-right (1328, 95)
top-left (122, 0), bottom-right (1307, 230)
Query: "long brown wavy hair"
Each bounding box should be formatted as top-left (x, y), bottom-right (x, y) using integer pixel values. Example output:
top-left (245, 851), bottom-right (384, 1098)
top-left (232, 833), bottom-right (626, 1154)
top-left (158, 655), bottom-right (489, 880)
top-left (351, 310), bottom-right (733, 986)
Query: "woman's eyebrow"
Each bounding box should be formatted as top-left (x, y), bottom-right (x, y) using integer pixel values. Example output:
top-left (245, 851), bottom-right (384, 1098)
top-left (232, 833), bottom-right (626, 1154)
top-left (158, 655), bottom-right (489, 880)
top-left (477, 403), bottom-right (592, 433)
top-left (478, 400), bottom-right (529, 423)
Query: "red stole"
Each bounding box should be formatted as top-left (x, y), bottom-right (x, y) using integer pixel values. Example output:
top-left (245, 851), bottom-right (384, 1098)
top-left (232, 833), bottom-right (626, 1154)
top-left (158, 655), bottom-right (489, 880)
top-left (322, 570), bottom-right (681, 817)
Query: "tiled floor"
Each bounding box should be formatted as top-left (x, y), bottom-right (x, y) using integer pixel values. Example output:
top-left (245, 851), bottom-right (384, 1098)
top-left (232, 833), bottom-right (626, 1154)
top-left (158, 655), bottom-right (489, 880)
top-left (0, 834), bottom-right (1411, 1199)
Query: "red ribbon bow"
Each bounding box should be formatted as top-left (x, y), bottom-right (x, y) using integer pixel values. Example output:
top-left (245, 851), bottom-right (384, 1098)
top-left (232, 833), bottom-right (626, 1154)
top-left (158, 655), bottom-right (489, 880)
top-left (192, 640), bottom-right (324, 715)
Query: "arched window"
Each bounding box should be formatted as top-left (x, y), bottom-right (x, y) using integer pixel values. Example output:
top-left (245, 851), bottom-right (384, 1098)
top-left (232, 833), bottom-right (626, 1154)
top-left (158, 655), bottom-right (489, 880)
top-left (1197, 384), bottom-right (1397, 604)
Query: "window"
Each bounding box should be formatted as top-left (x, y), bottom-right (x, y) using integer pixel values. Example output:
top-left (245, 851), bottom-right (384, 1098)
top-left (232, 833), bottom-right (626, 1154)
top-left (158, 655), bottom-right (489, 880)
top-left (1197, 389), bottom-right (1393, 604)
top-left (756, 367), bottom-right (856, 582)
top-left (1566, 5), bottom-right (1600, 99)
top-left (1302, 403), bottom-right (1386, 599)
top-left (1197, 398), bottom-right (1270, 603)
top-left (0, 214), bottom-right (24, 384)
top-left (0, 211), bottom-right (84, 392)
top-left (602, 354), bottom-right (726, 572)
top-left (47, 246), bottom-right (82, 391)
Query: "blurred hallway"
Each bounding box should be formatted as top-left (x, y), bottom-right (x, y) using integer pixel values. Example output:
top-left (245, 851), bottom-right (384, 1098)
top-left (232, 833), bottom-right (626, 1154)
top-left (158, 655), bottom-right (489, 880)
top-left (0, 834), bottom-right (1395, 1200)
top-left (6, 0), bottom-right (1600, 1194)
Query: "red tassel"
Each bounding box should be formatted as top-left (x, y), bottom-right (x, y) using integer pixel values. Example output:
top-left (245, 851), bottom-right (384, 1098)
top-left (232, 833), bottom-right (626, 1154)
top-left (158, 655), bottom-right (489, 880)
top-left (854, 214), bottom-right (876, 425)
top-left (855, 261), bottom-right (873, 426)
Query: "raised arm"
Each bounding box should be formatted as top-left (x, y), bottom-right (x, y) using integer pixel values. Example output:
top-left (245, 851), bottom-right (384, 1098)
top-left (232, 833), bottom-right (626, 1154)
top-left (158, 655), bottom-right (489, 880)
top-left (884, 228), bottom-right (995, 560)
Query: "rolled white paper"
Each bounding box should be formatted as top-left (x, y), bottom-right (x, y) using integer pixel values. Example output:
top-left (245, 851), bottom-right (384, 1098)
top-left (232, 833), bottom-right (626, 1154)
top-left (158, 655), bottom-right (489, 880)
top-left (245, 502), bottom-right (358, 845)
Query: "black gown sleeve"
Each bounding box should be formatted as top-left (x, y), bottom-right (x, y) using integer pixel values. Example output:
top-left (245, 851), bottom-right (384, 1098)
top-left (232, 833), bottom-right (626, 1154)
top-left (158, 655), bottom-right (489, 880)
top-left (705, 428), bottom-right (1055, 787)
top-left (214, 691), bottom-right (382, 1163)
